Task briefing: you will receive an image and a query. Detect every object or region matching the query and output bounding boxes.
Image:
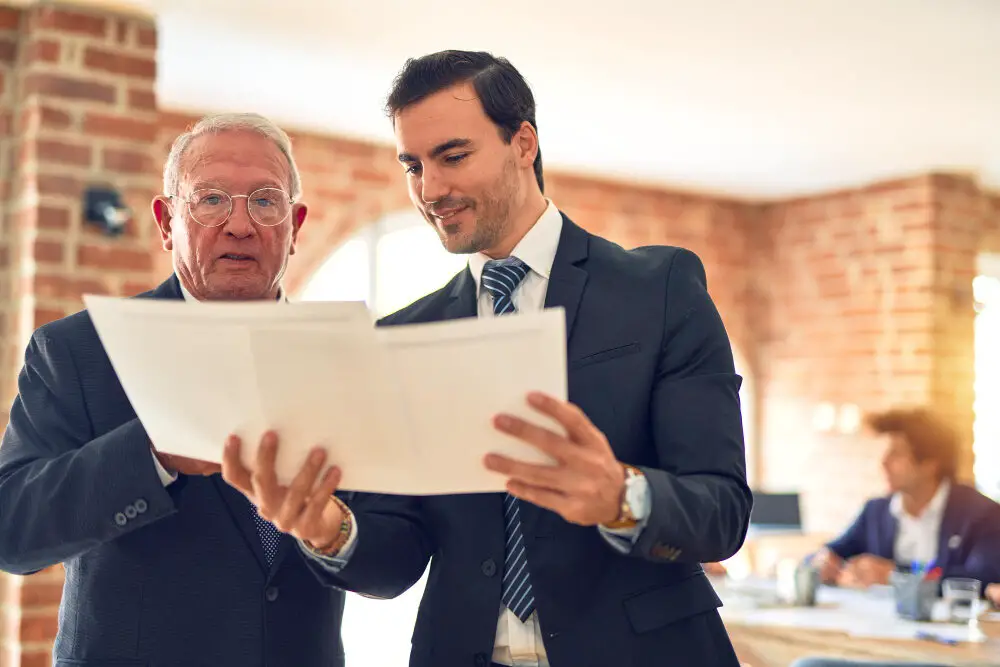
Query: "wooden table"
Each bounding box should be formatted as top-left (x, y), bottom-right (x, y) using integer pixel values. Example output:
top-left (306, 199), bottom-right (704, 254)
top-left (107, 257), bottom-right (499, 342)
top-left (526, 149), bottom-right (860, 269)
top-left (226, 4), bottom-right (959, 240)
top-left (715, 577), bottom-right (1000, 667)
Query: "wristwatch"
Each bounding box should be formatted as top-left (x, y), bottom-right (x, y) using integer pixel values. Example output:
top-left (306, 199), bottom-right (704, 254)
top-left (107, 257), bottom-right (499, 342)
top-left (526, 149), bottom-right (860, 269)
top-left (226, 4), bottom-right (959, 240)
top-left (603, 464), bottom-right (647, 529)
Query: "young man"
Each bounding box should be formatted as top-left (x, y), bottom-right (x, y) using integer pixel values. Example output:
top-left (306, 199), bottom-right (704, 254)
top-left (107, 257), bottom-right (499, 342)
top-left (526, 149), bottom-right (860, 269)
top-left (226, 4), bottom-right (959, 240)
top-left (812, 408), bottom-right (1000, 589)
top-left (0, 113), bottom-right (352, 666)
top-left (224, 51), bottom-right (752, 666)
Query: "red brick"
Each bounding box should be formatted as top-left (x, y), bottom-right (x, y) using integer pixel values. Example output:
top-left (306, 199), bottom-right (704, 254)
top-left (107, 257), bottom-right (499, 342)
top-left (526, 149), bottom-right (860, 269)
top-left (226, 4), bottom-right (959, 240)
top-left (0, 7), bottom-right (21, 30)
top-left (35, 7), bottom-right (107, 38)
top-left (36, 173), bottom-right (81, 198)
top-left (114, 18), bottom-right (128, 45)
top-left (33, 239), bottom-right (63, 264)
top-left (36, 139), bottom-right (92, 167)
top-left (84, 46), bottom-right (155, 79)
top-left (24, 73), bottom-right (116, 104)
top-left (34, 104), bottom-right (74, 130)
top-left (128, 88), bottom-right (156, 111)
top-left (123, 280), bottom-right (156, 295)
top-left (32, 308), bottom-right (64, 327)
top-left (136, 25), bottom-right (156, 48)
top-left (17, 649), bottom-right (53, 667)
top-left (77, 245), bottom-right (153, 272)
top-left (19, 581), bottom-right (63, 607)
top-left (0, 37), bottom-right (16, 64)
top-left (102, 147), bottom-right (152, 173)
top-left (34, 275), bottom-right (108, 301)
top-left (351, 168), bottom-right (392, 185)
top-left (18, 611), bottom-right (58, 642)
top-left (37, 205), bottom-right (71, 231)
top-left (83, 112), bottom-right (157, 142)
top-left (25, 38), bottom-right (60, 64)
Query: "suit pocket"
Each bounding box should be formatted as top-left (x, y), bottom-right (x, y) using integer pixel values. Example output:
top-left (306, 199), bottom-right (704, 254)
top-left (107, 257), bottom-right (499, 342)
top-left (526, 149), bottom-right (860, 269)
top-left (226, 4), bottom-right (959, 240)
top-left (570, 342), bottom-right (641, 370)
top-left (622, 573), bottom-right (722, 634)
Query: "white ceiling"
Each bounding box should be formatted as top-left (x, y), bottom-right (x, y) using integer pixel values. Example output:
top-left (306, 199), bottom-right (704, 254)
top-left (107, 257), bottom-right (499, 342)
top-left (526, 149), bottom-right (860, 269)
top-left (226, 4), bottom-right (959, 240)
top-left (132, 0), bottom-right (999, 199)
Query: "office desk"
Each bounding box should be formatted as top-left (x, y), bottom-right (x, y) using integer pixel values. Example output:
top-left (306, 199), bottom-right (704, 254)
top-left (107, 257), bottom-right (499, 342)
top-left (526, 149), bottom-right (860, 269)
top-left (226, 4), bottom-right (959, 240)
top-left (715, 577), bottom-right (1000, 667)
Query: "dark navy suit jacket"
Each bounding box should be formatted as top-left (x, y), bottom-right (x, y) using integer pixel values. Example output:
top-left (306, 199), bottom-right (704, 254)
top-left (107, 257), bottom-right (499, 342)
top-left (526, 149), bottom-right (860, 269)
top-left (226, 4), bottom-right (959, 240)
top-left (305, 216), bottom-right (753, 667)
top-left (0, 276), bottom-right (348, 667)
top-left (826, 483), bottom-right (1000, 585)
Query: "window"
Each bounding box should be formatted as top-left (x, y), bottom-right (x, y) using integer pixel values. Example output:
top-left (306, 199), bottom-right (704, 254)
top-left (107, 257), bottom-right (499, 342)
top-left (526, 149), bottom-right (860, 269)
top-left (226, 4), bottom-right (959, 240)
top-left (299, 210), bottom-right (467, 317)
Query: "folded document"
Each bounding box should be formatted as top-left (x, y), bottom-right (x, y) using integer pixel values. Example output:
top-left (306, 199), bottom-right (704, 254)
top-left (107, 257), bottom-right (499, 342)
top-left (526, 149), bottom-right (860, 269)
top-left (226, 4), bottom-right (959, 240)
top-left (83, 295), bottom-right (567, 494)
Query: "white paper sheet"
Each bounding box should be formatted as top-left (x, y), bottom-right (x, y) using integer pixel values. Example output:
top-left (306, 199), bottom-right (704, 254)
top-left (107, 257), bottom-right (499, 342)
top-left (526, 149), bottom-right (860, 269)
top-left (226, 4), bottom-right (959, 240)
top-left (84, 295), bottom-right (567, 494)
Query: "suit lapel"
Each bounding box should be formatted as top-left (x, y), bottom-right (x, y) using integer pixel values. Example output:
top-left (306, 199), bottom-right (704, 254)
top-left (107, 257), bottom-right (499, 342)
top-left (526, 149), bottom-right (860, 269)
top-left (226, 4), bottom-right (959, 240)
top-left (443, 268), bottom-right (478, 321)
top-left (521, 215), bottom-right (590, 536)
top-left (881, 505), bottom-right (898, 560)
top-left (211, 476), bottom-right (273, 573)
top-left (935, 485), bottom-right (962, 570)
top-left (143, 274), bottom-right (276, 573)
top-left (542, 215), bottom-right (589, 348)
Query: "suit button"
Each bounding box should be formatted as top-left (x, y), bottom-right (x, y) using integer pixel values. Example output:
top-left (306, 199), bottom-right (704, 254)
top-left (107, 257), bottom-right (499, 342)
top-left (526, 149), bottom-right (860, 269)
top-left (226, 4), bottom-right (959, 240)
top-left (124, 505), bottom-right (138, 519)
top-left (264, 586), bottom-right (279, 602)
top-left (481, 559), bottom-right (497, 577)
top-left (114, 512), bottom-right (127, 526)
top-left (473, 653), bottom-right (487, 667)
top-left (134, 499), bottom-right (148, 513)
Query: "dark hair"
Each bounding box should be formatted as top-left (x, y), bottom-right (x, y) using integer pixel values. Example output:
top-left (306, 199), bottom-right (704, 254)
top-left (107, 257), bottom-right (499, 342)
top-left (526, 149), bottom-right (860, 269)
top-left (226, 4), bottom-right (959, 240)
top-left (867, 407), bottom-right (959, 480)
top-left (385, 50), bottom-right (544, 194)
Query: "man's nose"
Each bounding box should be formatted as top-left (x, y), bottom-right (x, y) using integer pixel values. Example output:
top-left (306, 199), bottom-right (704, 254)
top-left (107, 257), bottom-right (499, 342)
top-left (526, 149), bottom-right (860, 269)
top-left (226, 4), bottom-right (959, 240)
top-left (420, 167), bottom-right (449, 205)
top-left (223, 197), bottom-right (255, 238)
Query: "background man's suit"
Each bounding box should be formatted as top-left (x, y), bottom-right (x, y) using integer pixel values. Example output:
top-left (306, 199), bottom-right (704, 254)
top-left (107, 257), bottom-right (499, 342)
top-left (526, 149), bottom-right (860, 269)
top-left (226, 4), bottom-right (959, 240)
top-left (306, 215), bottom-right (753, 667)
top-left (826, 482), bottom-right (1000, 584)
top-left (0, 276), bottom-right (348, 667)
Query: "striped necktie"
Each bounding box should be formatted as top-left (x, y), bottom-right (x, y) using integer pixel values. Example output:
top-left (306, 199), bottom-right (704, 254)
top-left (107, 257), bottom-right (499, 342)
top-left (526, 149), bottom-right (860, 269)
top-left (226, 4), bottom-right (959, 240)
top-left (481, 257), bottom-right (536, 622)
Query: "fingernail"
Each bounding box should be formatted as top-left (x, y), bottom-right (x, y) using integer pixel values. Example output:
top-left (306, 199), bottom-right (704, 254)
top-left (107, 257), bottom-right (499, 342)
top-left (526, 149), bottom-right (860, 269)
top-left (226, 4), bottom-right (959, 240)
top-left (495, 415), bottom-right (512, 429)
top-left (527, 392), bottom-right (545, 405)
top-left (311, 449), bottom-right (325, 464)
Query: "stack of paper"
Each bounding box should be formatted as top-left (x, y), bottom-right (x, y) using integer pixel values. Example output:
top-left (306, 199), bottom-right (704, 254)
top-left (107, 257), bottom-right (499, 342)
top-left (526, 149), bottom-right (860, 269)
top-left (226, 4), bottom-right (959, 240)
top-left (83, 295), bottom-right (567, 495)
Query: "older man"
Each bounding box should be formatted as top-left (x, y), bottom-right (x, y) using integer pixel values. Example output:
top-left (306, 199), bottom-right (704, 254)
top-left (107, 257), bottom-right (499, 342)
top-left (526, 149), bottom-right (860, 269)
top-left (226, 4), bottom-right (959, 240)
top-left (0, 113), bottom-right (349, 666)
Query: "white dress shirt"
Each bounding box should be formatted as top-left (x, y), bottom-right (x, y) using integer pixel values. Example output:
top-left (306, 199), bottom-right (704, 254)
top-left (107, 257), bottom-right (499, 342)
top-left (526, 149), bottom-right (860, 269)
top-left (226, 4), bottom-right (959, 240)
top-left (468, 199), bottom-right (650, 667)
top-left (891, 479), bottom-right (950, 568)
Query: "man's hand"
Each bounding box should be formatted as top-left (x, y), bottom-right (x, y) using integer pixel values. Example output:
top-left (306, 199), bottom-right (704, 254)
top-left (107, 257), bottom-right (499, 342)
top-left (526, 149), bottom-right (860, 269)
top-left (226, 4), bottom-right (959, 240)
top-left (986, 583), bottom-right (1000, 609)
top-left (483, 391), bottom-right (626, 526)
top-left (840, 554), bottom-right (895, 588)
top-left (220, 431), bottom-right (345, 549)
top-left (811, 547), bottom-right (844, 585)
top-left (152, 446), bottom-right (221, 476)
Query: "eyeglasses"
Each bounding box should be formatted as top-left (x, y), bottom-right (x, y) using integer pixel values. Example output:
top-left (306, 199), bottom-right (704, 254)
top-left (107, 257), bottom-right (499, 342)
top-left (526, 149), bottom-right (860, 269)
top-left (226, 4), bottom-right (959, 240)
top-left (170, 188), bottom-right (293, 228)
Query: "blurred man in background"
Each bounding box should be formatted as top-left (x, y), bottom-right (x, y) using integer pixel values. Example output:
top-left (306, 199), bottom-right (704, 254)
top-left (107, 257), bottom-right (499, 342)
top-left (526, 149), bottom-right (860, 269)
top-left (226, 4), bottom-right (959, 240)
top-left (811, 408), bottom-right (1000, 590)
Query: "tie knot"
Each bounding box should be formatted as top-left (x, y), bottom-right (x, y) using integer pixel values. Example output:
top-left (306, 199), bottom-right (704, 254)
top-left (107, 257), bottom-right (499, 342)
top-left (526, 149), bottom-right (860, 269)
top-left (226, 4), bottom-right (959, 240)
top-left (482, 257), bottom-right (529, 316)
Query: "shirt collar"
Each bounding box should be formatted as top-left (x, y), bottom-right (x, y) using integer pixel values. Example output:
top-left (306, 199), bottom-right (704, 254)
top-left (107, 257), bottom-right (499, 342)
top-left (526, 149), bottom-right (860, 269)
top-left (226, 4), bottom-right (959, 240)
top-left (889, 479), bottom-right (951, 520)
top-left (468, 199), bottom-right (563, 296)
top-left (178, 279), bottom-right (287, 303)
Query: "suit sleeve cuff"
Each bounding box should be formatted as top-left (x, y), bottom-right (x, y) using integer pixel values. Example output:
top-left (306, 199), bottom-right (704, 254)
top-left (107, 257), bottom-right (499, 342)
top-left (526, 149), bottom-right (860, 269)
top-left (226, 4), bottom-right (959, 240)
top-left (150, 449), bottom-right (178, 486)
top-left (599, 474), bottom-right (652, 553)
top-left (297, 506), bottom-right (359, 572)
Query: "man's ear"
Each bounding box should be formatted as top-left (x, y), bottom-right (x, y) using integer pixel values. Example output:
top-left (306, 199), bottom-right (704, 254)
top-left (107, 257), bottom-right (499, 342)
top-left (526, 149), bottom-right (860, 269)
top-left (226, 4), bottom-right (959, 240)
top-left (289, 202), bottom-right (308, 256)
top-left (513, 120), bottom-right (539, 169)
top-left (152, 196), bottom-right (174, 251)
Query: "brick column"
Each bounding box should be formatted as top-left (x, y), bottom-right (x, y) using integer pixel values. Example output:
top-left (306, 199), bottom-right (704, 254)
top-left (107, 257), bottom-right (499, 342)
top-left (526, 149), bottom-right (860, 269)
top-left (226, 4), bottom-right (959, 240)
top-left (0, 2), bottom-right (159, 665)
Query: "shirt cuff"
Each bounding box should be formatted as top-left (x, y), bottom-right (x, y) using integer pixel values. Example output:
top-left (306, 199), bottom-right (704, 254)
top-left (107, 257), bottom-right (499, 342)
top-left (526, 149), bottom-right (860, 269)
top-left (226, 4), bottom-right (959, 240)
top-left (297, 506), bottom-right (359, 572)
top-left (598, 473), bottom-right (651, 554)
top-left (151, 448), bottom-right (179, 486)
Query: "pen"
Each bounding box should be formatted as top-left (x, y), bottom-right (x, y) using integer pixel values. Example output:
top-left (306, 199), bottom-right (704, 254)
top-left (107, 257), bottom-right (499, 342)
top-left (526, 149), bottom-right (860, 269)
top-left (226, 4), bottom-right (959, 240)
top-left (915, 631), bottom-right (958, 646)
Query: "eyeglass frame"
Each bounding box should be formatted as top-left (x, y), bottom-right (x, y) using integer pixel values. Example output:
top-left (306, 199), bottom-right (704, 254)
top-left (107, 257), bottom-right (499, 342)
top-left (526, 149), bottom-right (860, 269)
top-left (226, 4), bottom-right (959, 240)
top-left (166, 187), bottom-right (296, 228)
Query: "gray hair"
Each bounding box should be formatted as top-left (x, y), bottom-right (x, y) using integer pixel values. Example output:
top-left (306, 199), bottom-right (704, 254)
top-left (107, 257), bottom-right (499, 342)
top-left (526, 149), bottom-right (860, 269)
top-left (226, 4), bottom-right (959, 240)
top-left (162, 112), bottom-right (302, 201)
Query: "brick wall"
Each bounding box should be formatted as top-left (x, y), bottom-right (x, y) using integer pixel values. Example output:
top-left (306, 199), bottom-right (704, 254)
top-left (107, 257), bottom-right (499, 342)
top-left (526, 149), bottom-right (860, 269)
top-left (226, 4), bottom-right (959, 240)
top-left (0, 3), bottom-right (158, 665)
top-left (756, 174), bottom-right (998, 532)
